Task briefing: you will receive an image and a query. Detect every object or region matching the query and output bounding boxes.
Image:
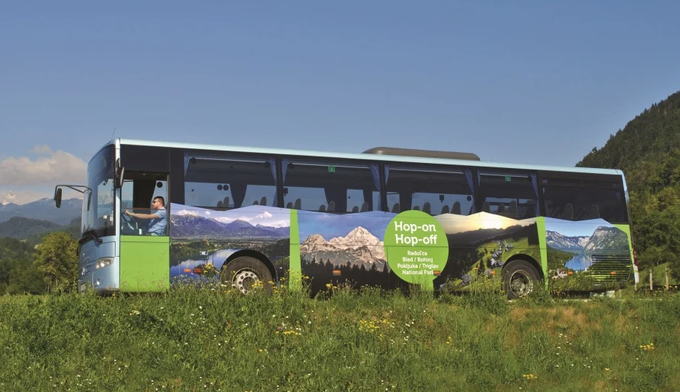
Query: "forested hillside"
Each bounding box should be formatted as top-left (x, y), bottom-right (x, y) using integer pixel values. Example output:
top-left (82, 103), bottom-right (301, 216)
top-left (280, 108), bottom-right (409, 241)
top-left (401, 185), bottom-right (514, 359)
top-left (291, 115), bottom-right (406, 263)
top-left (0, 217), bottom-right (62, 239)
top-left (578, 90), bottom-right (680, 276)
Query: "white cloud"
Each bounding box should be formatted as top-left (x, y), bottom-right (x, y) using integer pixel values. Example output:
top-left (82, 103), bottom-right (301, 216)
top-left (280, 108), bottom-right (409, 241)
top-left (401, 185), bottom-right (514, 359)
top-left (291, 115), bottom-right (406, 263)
top-left (255, 211), bottom-right (273, 219)
top-left (0, 146), bottom-right (87, 186)
top-left (214, 216), bottom-right (249, 224)
top-left (175, 209), bottom-right (199, 216)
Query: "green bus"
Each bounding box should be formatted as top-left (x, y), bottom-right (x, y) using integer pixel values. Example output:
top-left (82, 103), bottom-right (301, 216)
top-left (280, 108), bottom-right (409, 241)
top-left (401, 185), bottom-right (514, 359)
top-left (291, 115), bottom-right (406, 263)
top-left (54, 139), bottom-right (637, 298)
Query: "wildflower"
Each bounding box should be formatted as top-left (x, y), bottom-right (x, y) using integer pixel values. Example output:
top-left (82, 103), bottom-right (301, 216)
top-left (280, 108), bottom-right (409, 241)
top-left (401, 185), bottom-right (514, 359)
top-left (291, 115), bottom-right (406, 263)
top-left (129, 310), bottom-right (141, 316)
top-left (605, 368), bottom-right (610, 371)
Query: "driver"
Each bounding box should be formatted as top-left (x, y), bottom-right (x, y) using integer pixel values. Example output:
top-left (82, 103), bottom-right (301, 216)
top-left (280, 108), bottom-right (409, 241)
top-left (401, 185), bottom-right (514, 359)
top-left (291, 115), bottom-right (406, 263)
top-left (125, 196), bottom-right (167, 235)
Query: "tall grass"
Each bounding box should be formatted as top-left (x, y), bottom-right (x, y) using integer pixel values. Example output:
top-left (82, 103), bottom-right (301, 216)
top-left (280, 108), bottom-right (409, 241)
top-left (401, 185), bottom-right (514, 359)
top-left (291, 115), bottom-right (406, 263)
top-left (0, 284), bottom-right (678, 391)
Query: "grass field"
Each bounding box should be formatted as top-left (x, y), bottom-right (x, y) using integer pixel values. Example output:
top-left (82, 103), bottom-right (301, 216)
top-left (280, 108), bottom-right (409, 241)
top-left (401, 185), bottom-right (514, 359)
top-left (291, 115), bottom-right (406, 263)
top-left (1, 283), bottom-right (679, 392)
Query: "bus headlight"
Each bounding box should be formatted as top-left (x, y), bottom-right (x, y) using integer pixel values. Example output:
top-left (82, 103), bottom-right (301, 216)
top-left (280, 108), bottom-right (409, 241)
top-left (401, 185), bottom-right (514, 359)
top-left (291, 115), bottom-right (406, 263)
top-left (95, 258), bottom-right (114, 269)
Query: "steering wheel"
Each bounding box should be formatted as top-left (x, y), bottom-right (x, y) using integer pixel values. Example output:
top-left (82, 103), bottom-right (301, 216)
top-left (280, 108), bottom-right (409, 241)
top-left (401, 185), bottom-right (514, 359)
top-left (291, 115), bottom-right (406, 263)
top-left (121, 212), bottom-right (139, 234)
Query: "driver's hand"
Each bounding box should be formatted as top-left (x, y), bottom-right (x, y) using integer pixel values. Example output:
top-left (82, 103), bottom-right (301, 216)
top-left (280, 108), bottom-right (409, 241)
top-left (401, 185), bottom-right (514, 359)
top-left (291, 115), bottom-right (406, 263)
top-left (125, 210), bottom-right (131, 215)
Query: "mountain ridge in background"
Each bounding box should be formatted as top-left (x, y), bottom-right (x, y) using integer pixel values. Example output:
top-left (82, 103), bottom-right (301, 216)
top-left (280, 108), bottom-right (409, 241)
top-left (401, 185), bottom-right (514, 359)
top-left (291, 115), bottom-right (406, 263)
top-left (0, 216), bottom-right (80, 244)
top-left (0, 198), bottom-right (81, 225)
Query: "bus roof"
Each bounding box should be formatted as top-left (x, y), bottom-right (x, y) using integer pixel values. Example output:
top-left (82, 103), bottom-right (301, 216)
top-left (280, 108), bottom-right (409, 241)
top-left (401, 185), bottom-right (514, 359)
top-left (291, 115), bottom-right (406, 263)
top-left (110, 138), bottom-right (624, 177)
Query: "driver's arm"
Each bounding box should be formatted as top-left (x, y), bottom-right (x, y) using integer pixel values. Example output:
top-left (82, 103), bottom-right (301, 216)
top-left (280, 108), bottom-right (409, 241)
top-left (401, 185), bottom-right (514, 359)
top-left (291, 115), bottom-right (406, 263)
top-left (128, 212), bottom-right (159, 219)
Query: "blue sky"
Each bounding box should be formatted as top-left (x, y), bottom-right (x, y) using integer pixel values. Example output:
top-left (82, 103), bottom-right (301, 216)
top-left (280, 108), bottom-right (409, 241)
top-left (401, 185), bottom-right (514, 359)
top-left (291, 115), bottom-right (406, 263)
top-left (545, 217), bottom-right (615, 238)
top-left (1, 1), bottom-right (679, 204)
top-left (299, 211), bottom-right (394, 241)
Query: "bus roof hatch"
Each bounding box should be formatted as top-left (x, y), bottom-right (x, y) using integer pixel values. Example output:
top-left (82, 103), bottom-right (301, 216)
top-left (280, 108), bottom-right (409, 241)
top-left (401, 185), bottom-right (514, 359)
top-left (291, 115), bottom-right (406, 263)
top-left (362, 147), bottom-right (480, 161)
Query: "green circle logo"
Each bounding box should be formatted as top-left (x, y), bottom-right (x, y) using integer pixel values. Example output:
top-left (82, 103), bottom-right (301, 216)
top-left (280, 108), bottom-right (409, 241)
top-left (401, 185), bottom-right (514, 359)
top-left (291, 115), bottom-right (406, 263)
top-left (384, 210), bottom-right (449, 288)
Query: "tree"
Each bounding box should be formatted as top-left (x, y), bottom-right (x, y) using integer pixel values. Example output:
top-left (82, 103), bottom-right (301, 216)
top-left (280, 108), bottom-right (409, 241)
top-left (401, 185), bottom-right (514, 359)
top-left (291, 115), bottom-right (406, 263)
top-left (0, 237), bottom-right (36, 294)
top-left (33, 232), bottom-right (79, 292)
top-left (7, 261), bottom-right (45, 294)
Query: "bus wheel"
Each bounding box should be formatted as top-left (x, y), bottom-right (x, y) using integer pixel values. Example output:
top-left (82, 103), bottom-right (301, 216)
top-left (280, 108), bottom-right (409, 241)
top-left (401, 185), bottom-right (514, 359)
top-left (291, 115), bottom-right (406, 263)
top-left (503, 260), bottom-right (539, 299)
top-left (223, 256), bottom-right (273, 295)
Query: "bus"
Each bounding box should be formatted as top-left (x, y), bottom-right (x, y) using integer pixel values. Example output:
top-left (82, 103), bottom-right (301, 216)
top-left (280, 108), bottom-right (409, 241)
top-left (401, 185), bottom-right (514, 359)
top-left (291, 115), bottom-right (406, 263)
top-left (54, 139), bottom-right (637, 298)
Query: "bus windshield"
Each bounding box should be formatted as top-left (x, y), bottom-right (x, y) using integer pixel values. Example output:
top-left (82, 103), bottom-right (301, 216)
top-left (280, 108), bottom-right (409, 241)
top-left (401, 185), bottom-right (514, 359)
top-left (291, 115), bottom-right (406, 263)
top-left (81, 145), bottom-right (116, 239)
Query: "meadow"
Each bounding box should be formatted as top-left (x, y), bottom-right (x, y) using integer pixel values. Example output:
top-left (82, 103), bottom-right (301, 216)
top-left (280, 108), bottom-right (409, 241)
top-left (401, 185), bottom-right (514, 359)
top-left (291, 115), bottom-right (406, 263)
top-left (0, 281), bottom-right (678, 392)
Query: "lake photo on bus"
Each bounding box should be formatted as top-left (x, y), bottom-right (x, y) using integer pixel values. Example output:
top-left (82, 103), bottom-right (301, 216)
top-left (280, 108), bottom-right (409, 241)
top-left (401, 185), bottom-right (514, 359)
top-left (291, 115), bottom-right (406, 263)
top-left (169, 204), bottom-right (291, 281)
top-left (545, 218), bottom-right (631, 283)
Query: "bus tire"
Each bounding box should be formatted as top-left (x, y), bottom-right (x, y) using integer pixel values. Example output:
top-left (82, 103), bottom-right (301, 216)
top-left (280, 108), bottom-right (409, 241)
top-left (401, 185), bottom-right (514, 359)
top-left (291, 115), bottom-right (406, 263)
top-left (222, 256), bottom-right (273, 295)
top-left (503, 259), bottom-right (539, 299)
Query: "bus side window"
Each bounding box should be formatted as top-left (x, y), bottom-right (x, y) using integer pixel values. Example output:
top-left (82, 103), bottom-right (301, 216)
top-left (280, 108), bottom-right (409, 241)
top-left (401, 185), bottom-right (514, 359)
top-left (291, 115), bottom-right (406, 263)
top-left (478, 171), bottom-right (538, 218)
top-left (283, 160), bottom-right (379, 213)
top-left (183, 155), bottom-right (276, 209)
top-left (542, 178), bottom-right (627, 223)
top-left (385, 166), bottom-right (474, 216)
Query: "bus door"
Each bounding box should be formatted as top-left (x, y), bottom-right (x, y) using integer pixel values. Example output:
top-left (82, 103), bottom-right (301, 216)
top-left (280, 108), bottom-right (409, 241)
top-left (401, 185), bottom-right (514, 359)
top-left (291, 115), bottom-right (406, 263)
top-left (119, 172), bottom-right (170, 292)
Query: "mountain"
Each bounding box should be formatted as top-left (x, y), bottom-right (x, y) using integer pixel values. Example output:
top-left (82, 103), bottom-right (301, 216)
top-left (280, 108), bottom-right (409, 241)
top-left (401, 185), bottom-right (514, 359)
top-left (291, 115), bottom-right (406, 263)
top-left (582, 226), bottom-right (629, 255)
top-left (546, 226), bottom-right (628, 255)
top-left (546, 231), bottom-right (589, 251)
top-left (0, 217), bottom-right (62, 239)
top-left (300, 226), bottom-right (386, 270)
top-left (576, 90), bottom-right (680, 272)
top-left (0, 216), bottom-right (80, 244)
top-left (0, 198), bottom-right (81, 225)
top-left (170, 214), bottom-right (288, 239)
top-left (578, 91), bottom-right (680, 184)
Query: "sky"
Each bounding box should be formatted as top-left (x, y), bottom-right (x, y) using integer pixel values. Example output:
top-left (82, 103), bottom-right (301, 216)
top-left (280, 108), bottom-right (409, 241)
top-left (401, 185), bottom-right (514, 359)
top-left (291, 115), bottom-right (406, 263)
top-left (1, 1), bottom-right (679, 205)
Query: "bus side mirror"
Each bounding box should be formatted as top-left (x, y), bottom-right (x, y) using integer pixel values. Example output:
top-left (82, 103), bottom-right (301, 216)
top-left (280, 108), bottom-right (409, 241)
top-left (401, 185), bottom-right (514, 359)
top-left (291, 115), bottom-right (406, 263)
top-left (54, 188), bottom-right (63, 208)
top-left (115, 159), bottom-right (125, 189)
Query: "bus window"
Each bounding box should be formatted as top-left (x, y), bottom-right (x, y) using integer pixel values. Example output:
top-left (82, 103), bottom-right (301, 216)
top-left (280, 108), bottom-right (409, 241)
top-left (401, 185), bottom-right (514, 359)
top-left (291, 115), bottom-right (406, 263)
top-left (282, 160), bottom-right (379, 212)
top-left (478, 171), bottom-right (538, 219)
top-left (120, 174), bottom-right (168, 236)
top-left (541, 177), bottom-right (627, 223)
top-left (385, 166), bottom-right (474, 215)
top-left (184, 155), bottom-right (277, 209)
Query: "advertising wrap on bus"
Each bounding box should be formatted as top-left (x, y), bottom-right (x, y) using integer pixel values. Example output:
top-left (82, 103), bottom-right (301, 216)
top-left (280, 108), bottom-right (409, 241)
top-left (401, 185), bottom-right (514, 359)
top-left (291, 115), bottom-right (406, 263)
top-left (168, 203), bottom-right (633, 294)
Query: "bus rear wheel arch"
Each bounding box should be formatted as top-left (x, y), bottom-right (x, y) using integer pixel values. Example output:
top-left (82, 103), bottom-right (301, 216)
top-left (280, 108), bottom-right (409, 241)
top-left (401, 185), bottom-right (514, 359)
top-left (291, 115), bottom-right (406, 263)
top-left (222, 256), bottom-right (273, 295)
top-left (502, 259), bottom-right (540, 299)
